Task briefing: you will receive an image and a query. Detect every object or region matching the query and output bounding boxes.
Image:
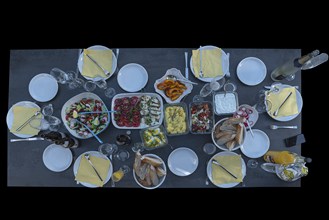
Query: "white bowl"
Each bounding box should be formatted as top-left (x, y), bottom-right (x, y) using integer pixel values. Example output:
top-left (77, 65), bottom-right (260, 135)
top-left (133, 153), bottom-right (166, 189)
top-left (61, 92), bottom-right (110, 139)
top-left (154, 68), bottom-right (193, 104)
top-left (211, 117), bottom-right (246, 151)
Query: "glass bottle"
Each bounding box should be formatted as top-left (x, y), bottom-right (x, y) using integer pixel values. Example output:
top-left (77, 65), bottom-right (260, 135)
top-left (270, 50), bottom-right (319, 81)
top-left (263, 150), bottom-right (312, 165)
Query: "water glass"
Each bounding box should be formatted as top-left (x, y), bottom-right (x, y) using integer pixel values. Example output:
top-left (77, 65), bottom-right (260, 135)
top-left (203, 143), bottom-right (216, 155)
top-left (253, 90), bottom-right (272, 113)
top-left (29, 115), bottom-right (61, 131)
top-left (66, 71), bottom-right (85, 90)
top-left (95, 79), bottom-right (107, 89)
top-left (98, 143), bottom-right (118, 159)
top-left (83, 80), bottom-right (96, 92)
top-left (42, 104), bottom-right (53, 116)
top-left (104, 87), bottom-right (116, 98)
top-left (50, 68), bottom-right (73, 84)
top-left (247, 159), bottom-right (259, 168)
top-left (199, 77), bottom-right (226, 97)
top-left (132, 142), bottom-right (145, 153)
top-left (114, 149), bottom-right (130, 161)
top-left (112, 165), bottom-right (130, 182)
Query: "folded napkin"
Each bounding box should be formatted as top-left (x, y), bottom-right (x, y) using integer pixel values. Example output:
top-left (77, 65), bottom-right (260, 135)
top-left (192, 48), bottom-right (223, 78)
top-left (82, 49), bottom-right (113, 78)
top-left (75, 154), bottom-right (110, 187)
top-left (266, 87), bottom-right (298, 118)
top-left (211, 155), bottom-right (243, 185)
top-left (10, 106), bottom-right (41, 135)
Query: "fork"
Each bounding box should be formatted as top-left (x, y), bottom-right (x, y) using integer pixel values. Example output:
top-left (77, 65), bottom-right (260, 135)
top-left (86, 53), bottom-right (110, 76)
top-left (270, 125), bottom-right (297, 130)
top-left (84, 153), bottom-right (103, 182)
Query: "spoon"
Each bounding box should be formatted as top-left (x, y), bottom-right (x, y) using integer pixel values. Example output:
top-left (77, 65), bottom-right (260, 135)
top-left (166, 75), bottom-right (198, 85)
top-left (71, 119), bottom-right (103, 144)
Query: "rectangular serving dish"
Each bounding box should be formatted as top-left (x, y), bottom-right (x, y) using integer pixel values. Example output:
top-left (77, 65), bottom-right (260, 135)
top-left (111, 93), bottom-right (164, 129)
top-left (189, 101), bottom-right (215, 134)
top-left (139, 125), bottom-right (168, 150)
top-left (212, 91), bottom-right (239, 116)
top-left (163, 102), bottom-right (189, 136)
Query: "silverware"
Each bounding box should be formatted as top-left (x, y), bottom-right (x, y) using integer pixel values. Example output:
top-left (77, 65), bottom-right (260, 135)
top-left (116, 48), bottom-right (120, 72)
top-left (273, 91), bottom-right (293, 117)
top-left (212, 160), bottom-right (237, 179)
top-left (10, 137), bottom-right (44, 142)
top-left (199, 46), bottom-right (203, 78)
top-left (71, 119), bottom-right (103, 144)
top-left (84, 153), bottom-right (103, 182)
top-left (85, 53), bottom-right (110, 76)
top-left (16, 111), bottom-right (41, 132)
top-left (246, 119), bottom-right (254, 138)
top-left (270, 125), bottom-right (298, 130)
top-left (166, 74), bottom-right (198, 85)
top-left (264, 85), bottom-right (299, 91)
top-left (184, 52), bottom-right (189, 79)
top-left (78, 110), bottom-right (117, 115)
top-left (226, 53), bottom-right (231, 78)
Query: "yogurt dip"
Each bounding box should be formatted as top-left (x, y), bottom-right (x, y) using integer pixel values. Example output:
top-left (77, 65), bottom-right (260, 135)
top-left (214, 93), bottom-right (237, 114)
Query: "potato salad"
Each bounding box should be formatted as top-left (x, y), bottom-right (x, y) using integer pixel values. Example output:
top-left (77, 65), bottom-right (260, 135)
top-left (165, 106), bottom-right (187, 134)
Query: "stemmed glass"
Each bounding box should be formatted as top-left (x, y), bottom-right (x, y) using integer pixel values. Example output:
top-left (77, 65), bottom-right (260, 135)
top-left (98, 143), bottom-right (118, 160)
top-left (67, 71), bottom-right (85, 90)
top-left (247, 159), bottom-right (259, 168)
top-left (199, 77), bottom-right (226, 97)
top-left (253, 90), bottom-right (272, 114)
top-left (41, 104), bottom-right (53, 116)
top-left (114, 149), bottom-right (130, 161)
top-left (132, 142), bottom-right (145, 153)
top-left (94, 79), bottom-right (117, 98)
top-left (29, 115), bottom-right (61, 131)
top-left (50, 68), bottom-right (75, 84)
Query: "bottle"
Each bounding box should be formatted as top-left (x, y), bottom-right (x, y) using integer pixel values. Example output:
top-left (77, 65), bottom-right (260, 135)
top-left (301, 53), bottom-right (328, 70)
top-left (261, 162), bottom-right (308, 182)
top-left (270, 50), bottom-right (319, 81)
top-left (263, 150), bottom-right (312, 165)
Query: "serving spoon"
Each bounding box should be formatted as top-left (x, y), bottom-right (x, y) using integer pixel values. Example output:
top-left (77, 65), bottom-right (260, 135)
top-left (166, 75), bottom-right (198, 85)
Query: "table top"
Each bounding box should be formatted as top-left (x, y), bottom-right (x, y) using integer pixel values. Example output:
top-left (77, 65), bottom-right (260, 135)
top-left (7, 48), bottom-right (302, 187)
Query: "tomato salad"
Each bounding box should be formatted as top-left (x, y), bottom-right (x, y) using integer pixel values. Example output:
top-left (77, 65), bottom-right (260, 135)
top-left (65, 98), bottom-right (108, 137)
top-left (190, 102), bottom-right (214, 134)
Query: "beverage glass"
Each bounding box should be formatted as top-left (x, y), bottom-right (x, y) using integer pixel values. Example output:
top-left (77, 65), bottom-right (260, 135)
top-left (112, 165), bottom-right (130, 182)
top-left (203, 143), bottom-right (216, 155)
top-left (95, 79), bottom-right (107, 89)
top-left (132, 142), bottom-right (145, 153)
top-left (247, 159), bottom-right (258, 168)
top-left (29, 115), bottom-right (61, 131)
top-left (42, 104), bottom-right (53, 116)
top-left (104, 87), bottom-right (116, 98)
top-left (114, 149), bottom-right (130, 161)
top-left (66, 71), bottom-right (85, 90)
top-left (199, 77), bottom-right (226, 97)
top-left (253, 90), bottom-right (272, 113)
top-left (98, 143), bottom-right (118, 159)
top-left (83, 80), bottom-right (96, 92)
top-left (50, 68), bottom-right (73, 84)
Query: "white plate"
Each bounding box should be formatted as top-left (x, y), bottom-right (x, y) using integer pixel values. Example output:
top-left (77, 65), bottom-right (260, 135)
top-left (207, 151), bottom-right (246, 188)
top-left (154, 68), bottom-right (193, 104)
top-left (237, 57), bottom-right (267, 86)
top-left (61, 92), bottom-right (110, 139)
top-left (28, 73), bottom-right (58, 102)
top-left (43, 144), bottom-right (72, 172)
top-left (111, 93), bottom-right (164, 129)
top-left (190, 45), bottom-right (229, 82)
top-left (117, 63), bottom-right (148, 92)
top-left (133, 153), bottom-right (166, 189)
top-left (6, 101), bottom-right (41, 138)
top-left (167, 147), bottom-right (198, 176)
top-left (266, 84), bottom-right (303, 121)
top-left (73, 151), bottom-right (113, 188)
top-left (240, 129), bottom-right (270, 158)
top-left (77, 45), bottom-right (117, 81)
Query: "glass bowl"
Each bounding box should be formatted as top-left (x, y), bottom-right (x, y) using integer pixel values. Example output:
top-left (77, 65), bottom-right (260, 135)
top-left (189, 101), bottom-right (215, 134)
top-left (139, 125), bottom-right (168, 150)
top-left (163, 102), bottom-right (189, 136)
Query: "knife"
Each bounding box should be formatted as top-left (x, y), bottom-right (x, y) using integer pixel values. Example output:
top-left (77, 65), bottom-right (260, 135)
top-left (212, 160), bottom-right (238, 179)
top-left (10, 137), bottom-right (44, 142)
top-left (184, 52), bottom-right (189, 79)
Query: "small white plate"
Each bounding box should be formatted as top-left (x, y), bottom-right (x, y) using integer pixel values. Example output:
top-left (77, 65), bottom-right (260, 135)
top-left (73, 151), bottom-right (113, 188)
top-left (190, 45), bottom-right (229, 82)
top-left (6, 101), bottom-right (41, 138)
top-left (240, 129), bottom-right (270, 158)
top-left (117, 63), bottom-right (148, 92)
top-left (266, 84), bottom-right (303, 121)
top-left (237, 57), bottom-right (267, 86)
top-left (207, 151), bottom-right (246, 188)
top-left (29, 73), bottom-right (58, 102)
top-left (78, 45), bottom-right (117, 81)
top-left (168, 147), bottom-right (198, 176)
top-left (43, 144), bottom-right (72, 172)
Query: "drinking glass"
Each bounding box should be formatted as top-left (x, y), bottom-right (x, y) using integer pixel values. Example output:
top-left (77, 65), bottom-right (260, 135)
top-left (83, 80), bottom-right (96, 92)
top-left (29, 115), bottom-right (61, 131)
top-left (192, 95), bottom-right (204, 102)
top-left (104, 87), bottom-right (116, 98)
top-left (112, 165), bottom-right (130, 182)
top-left (114, 149), bottom-right (130, 161)
top-left (199, 77), bottom-right (226, 97)
top-left (203, 143), bottom-right (216, 155)
top-left (67, 71), bottom-right (85, 90)
top-left (42, 104), bottom-right (53, 116)
top-left (132, 142), bottom-right (145, 153)
top-left (50, 68), bottom-right (74, 84)
top-left (247, 159), bottom-right (259, 168)
top-left (253, 90), bottom-right (272, 113)
top-left (98, 143), bottom-right (118, 160)
top-left (95, 79), bottom-right (107, 89)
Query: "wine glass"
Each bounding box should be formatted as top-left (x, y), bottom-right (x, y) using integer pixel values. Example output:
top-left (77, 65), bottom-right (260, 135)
top-left (29, 115), bottom-right (61, 131)
top-left (132, 142), bottom-right (145, 153)
top-left (247, 159), bottom-right (259, 168)
top-left (98, 143), bottom-right (118, 160)
top-left (42, 104), bottom-right (53, 116)
top-left (253, 90), bottom-right (272, 113)
top-left (199, 77), bottom-right (226, 97)
top-left (83, 80), bottom-right (96, 92)
top-left (114, 149), bottom-right (130, 161)
top-left (50, 68), bottom-right (74, 84)
top-left (104, 87), bottom-right (116, 98)
top-left (66, 71), bottom-right (85, 90)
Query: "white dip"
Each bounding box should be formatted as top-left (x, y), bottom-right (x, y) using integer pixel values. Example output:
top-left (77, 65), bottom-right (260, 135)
top-left (215, 93), bottom-right (237, 114)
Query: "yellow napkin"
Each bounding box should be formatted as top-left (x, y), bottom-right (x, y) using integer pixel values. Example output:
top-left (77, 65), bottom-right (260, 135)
top-left (192, 48), bottom-right (223, 78)
top-left (211, 155), bottom-right (243, 185)
top-left (82, 49), bottom-right (113, 78)
top-left (266, 87), bottom-right (298, 118)
top-left (10, 106), bottom-right (41, 135)
top-left (75, 155), bottom-right (110, 187)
